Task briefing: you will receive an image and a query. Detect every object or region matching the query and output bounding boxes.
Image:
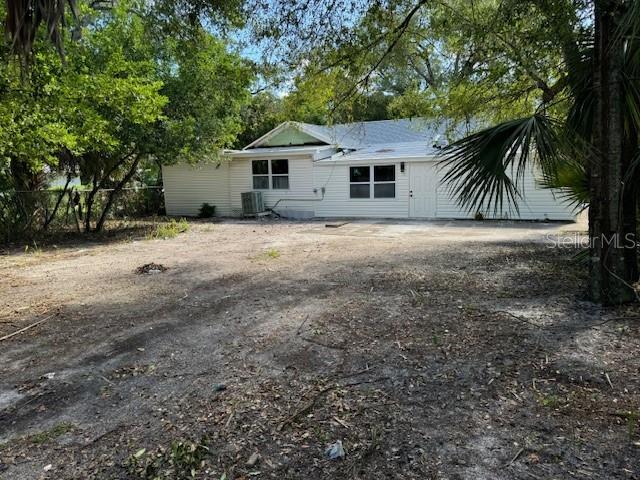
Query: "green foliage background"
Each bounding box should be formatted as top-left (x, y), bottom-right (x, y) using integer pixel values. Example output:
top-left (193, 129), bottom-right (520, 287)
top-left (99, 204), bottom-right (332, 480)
top-left (0, 0), bottom-right (253, 239)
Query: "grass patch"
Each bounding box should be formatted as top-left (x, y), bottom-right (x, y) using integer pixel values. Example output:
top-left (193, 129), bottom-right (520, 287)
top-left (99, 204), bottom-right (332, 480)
top-left (536, 394), bottom-right (562, 408)
top-left (264, 248), bottom-right (280, 259)
top-left (147, 218), bottom-right (189, 240)
top-left (252, 248), bottom-right (281, 260)
top-left (23, 241), bottom-right (43, 256)
top-left (28, 422), bottom-right (74, 444)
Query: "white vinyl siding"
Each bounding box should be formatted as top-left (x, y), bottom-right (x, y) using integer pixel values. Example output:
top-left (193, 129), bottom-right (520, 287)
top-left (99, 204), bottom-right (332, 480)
top-left (162, 155), bottom-right (317, 218)
top-left (162, 153), bottom-right (575, 221)
top-left (230, 155), bottom-right (317, 217)
top-left (435, 163), bottom-right (576, 220)
top-left (315, 161), bottom-right (409, 218)
top-left (162, 163), bottom-right (233, 217)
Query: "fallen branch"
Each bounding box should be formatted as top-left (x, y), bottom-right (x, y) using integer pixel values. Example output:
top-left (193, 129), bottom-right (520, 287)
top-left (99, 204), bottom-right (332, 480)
top-left (300, 336), bottom-right (345, 350)
top-left (278, 384), bottom-right (336, 431)
top-left (15, 392), bottom-right (46, 412)
top-left (494, 310), bottom-right (542, 328)
top-left (589, 316), bottom-right (640, 327)
top-left (505, 447), bottom-right (524, 467)
top-left (334, 366), bottom-right (374, 380)
top-left (604, 372), bottom-right (614, 389)
top-left (224, 411), bottom-right (235, 430)
top-left (296, 315), bottom-right (310, 335)
top-left (81, 426), bottom-right (122, 449)
top-left (332, 416), bottom-right (351, 429)
top-left (0, 313), bottom-right (56, 341)
top-left (278, 377), bottom-right (389, 431)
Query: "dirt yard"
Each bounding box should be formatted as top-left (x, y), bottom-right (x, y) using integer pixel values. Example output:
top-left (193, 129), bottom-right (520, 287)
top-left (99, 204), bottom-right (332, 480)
top-left (1, 219), bottom-right (639, 479)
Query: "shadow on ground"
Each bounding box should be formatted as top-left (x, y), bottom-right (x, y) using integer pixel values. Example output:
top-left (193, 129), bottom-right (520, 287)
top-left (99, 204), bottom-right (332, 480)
top-left (0, 223), bottom-right (637, 480)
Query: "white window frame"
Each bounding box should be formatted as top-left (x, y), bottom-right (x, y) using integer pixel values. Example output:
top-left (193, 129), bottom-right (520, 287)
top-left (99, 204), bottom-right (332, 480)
top-left (349, 164), bottom-right (396, 199)
top-left (373, 164), bottom-right (396, 199)
top-left (252, 159), bottom-right (270, 190)
top-left (270, 159), bottom-right (289, 190)
top-left (349, 165), bottom-right (371, 199)
top-left (252, 159), bottom-right (290, 191)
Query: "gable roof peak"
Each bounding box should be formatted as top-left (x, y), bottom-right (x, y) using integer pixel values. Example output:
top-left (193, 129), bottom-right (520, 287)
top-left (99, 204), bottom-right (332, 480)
top-left (244, 117), bottom-right (448, 150)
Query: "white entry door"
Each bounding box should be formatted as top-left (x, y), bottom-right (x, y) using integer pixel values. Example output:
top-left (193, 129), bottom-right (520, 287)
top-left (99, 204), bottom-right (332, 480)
top-left (409, 163), bottom-right (437, 218)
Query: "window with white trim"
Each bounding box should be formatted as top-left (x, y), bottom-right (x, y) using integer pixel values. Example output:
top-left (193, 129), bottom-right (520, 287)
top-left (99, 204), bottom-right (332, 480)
top-left (271, 159), bottom-right (289, 189)
top-left (349, 165), bottom-right (395, 199)
top-left (373, 165), bottom-right (395, 198)
top-left (252, 160), bottom-right (269, 189)
top-left (349, 166), bottom-right (370, 198)
top-left (252, 159), bottom-right (289, 190)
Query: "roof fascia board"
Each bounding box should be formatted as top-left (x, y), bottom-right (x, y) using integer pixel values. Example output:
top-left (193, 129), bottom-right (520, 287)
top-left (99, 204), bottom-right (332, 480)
top-left (229, 146), bottom-right (334, 159)
top-left (320, 154), bottom-right (442, 163)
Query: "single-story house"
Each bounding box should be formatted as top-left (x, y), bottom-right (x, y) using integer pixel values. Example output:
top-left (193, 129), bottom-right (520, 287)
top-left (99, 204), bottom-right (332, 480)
top-left (162, 118), bottom-right (576, 221)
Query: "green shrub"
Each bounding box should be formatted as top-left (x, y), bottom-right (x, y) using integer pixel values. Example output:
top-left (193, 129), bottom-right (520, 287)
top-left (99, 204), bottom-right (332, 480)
top-left (126, 437), bottom-right (210, 479)
top-left (147, 218), bottom-right (189, 240)
top-left (198, 203), bottom-right (216, 218)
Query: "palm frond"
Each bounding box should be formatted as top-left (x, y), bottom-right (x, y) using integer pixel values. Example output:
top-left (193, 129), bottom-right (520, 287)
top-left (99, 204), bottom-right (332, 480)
top-left (623, 148), bottom-right (640, 190)
top-left (622, 71), bottom-right (640, 137)
top-left (622, 31), bottom-right (640, 136)
top-left (539, 159), bottom-right (589, 209)
top-left (614, 0), bottom-right (640, 48)
top-left (439, 115), bottom-right (562, 216)
top-left (571, 248), bottom-right (590, 266)
top-left (565, 35), bottom-right (595, 140)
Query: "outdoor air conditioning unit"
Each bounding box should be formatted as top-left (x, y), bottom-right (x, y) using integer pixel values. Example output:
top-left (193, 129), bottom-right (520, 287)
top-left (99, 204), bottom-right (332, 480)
top-left (241, 191), bottom-right (265, 216)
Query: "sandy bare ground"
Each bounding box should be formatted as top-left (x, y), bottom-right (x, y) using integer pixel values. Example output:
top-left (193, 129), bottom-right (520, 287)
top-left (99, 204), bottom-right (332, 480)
top-left (0, 219), bottom-right (639, 479)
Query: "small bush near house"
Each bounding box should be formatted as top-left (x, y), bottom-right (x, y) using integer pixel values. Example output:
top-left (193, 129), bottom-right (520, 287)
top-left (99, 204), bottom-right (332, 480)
top-left (147, 218), bottom-right (189, 240)
top-left (198, 203), bottom-right (216, 218)
top-left (474, 212), bottom-right (485, 221)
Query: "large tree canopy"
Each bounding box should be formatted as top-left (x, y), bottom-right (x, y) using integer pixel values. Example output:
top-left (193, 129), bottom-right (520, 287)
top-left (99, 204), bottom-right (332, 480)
top-left (4, 0), bottom-right (245, 59)
top-left (250, 0), bottom-right (640, 305)
top-left (250, 0), bottom-right (586, 128)
top-left (0, 0), bottom-right (253, 236)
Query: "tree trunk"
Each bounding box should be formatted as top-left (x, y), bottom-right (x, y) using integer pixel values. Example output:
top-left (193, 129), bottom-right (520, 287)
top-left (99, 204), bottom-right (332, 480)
top-left (43, 173), bottom-right (71, 230)
top-left (9, 157), bottom-right (34, 222)
top-left (84, 174), bottom-right (99, 233)
top-left (94, 156), bottom-right (141, 232)
top-left (82, 151), bottom-right (136, 232)
top-left (589, 0), bottom-right (638, 304)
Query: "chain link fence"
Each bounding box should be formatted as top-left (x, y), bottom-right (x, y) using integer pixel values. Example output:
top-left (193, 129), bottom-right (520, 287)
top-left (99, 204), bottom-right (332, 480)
top-left (0, 186), bottom-right (164, 243)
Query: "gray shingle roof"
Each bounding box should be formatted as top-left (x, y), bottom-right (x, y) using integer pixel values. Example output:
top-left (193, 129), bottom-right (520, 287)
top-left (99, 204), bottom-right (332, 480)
top-left (315, 141), bottom-right (444, 162)
top-left (299, 118), bottom-right (444, 149)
